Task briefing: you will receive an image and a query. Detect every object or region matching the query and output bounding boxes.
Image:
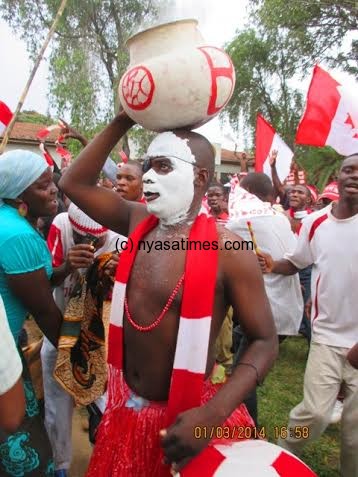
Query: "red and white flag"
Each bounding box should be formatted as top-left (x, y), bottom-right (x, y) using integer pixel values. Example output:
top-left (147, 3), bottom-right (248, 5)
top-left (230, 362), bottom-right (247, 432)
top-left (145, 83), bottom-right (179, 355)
top-left (0, 101), bottom-right (13, 135)
top-left (39, 143), bottom-right (54, 169)
top-left (296, 65), bottom-right (358, 156)
top-left (255, 114), bottom-right (293, 182)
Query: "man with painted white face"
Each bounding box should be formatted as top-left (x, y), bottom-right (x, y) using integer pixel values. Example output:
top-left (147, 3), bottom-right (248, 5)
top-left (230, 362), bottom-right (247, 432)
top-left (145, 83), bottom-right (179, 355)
top-left (59, 111), bottom-right (278, 477)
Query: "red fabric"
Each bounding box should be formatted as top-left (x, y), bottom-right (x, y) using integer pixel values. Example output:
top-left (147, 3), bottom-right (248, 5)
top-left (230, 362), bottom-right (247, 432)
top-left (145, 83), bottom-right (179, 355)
top-left (179, 446), bottom-right (225, 476)
top-left (285, 170), bottom-right (307, 185)
top-left (255, 114), bottom-right (275, 173)
top-left (296, 65), bottom-right (340, 147)
top-left (0, 100), bottom-right (13, 127)
top-left (47, 223), bottom-right (64, 267)
top-left (288, 208), bottom-right (313, 234)
top-left (308, 213), bottom-right (328, 242)
top-left (272, 450), bottom-right (317, 476)
top-left (312, 275), bottom-right (321, 323)
top-left (85, 368), bottom-right (254, 477)
top-left (68, 216), bottom-right (107, 236)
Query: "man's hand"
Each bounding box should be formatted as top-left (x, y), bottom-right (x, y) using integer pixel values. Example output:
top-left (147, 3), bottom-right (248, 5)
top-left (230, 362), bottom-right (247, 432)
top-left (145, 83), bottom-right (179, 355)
top-left (66, 244), bottom-right (95, 270)
top-left (256, 250), bottom-right (274, 273)
top-left (103, 252), bottom-right (120, 280)
top-left (160, 405), bottom-right (218, 473)
top-left (305, 298), bottom-right (312, 319)
top-left (59, 119), bottom-right (88, 146)
top-left (269, 149), bottom-right (278, 167)
top-left (347, 343), bottom-right (358, 369)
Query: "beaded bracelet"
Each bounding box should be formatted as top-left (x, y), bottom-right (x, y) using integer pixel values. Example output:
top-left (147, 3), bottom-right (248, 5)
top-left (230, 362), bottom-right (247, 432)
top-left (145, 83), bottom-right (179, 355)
top-left (236, 362), bottom-right (263, 386)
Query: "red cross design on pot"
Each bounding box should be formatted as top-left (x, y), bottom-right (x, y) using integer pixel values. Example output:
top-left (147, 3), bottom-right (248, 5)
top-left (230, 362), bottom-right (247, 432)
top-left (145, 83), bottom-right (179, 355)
top-left (121, 65), bottom-right (155, 111)
top-left (198, 46), bottom-right (235, 116)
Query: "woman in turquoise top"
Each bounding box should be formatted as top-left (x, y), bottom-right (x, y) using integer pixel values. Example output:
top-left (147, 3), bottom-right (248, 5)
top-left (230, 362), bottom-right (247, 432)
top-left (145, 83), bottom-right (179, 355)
top-left (0, 149), bottom-right (63, 477)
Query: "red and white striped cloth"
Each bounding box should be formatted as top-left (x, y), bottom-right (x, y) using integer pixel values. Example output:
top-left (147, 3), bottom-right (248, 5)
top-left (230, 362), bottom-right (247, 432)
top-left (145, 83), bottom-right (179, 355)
top-left (296, 65), bottom-right (358, 155)
top-left (108, 213), bottom-right (218, 426)
top-left (0, 100), bottom-right (13, 135)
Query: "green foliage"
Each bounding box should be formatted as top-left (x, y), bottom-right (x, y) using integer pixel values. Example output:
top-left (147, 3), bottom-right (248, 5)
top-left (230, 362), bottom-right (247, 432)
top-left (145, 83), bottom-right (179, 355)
top-left (17, 110), bottom-right (52, 125)
top-left (0, 0), bottom-right (161, 150)
top-left (226, 29), bottom-right (303, 146)
top-left (128, 126), bottom-right (156, 158)
top-left (225, 0), bottom-right (356, 184)
top-left (252, 0), bottom-right (358, 77)
top-left (259, 337), bottom-right (340, 476)
top-left (295, 146), bottom-right (343, 190)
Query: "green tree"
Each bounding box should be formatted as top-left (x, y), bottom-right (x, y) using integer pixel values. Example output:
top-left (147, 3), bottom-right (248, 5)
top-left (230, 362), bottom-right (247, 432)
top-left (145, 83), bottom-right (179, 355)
top-left (0, 0), bottom-right (161, 152)
top-left (225, 29), bottom-right (303, 147)
top-left (17, 110), bottom-right (52, 125)
top-left (251, 0), bottom-right (358, 77)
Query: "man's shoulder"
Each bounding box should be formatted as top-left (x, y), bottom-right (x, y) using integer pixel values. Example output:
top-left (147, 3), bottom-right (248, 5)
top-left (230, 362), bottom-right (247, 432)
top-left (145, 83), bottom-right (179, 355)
top-left (51, 212), bottom-right (70, 230)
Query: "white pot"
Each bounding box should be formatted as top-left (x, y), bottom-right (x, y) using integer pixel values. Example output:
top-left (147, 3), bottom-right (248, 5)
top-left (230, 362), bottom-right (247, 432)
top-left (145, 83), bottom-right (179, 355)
top-left (118, 19), bottom-right (236, 132)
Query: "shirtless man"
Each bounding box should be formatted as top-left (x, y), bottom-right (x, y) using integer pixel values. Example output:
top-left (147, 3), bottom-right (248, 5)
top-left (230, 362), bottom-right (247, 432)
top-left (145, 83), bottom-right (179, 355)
top-left (59, 111), bottom-right (278, 475)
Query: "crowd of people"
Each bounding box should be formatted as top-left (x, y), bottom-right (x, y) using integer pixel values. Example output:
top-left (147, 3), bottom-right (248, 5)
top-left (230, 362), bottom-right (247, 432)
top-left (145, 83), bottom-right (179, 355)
top-left (0, 110), bottom-right (357, 477)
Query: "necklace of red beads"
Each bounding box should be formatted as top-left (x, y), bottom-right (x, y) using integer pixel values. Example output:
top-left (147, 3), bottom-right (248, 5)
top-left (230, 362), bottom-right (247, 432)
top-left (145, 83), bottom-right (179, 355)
top-left (124, 273), bottom-right (185, 332)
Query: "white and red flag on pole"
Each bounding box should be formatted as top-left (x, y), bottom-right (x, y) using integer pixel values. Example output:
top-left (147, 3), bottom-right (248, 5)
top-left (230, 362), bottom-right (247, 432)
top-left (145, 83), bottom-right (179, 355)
top-left (0, 101), bottom-right (13, 135)
top-left (296, 65), bottom-right (358, 156)
top-left (255, 114), bottom-right (293, 182)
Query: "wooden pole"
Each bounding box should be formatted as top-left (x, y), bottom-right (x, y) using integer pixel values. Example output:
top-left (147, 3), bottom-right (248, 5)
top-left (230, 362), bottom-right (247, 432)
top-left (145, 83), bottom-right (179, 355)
top-left (0, 0), bottom-right (68, 154)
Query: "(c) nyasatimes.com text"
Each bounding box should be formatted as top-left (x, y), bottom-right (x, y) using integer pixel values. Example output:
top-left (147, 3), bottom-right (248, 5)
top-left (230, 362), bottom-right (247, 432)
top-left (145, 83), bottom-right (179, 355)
top-left (116, 238), bottom-right (254, 254)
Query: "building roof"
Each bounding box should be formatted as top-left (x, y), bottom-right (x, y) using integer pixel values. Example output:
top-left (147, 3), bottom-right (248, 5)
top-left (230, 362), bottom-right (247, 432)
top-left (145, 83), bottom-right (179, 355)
top-left (0, 122), bottom-right (59, 145)
top-left (221, 147), bottom-right (254, 165)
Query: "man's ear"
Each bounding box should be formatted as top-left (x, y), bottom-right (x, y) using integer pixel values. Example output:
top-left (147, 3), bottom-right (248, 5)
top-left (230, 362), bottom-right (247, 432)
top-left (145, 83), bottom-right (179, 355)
top-left (194, 168), bottom-right (209, 187)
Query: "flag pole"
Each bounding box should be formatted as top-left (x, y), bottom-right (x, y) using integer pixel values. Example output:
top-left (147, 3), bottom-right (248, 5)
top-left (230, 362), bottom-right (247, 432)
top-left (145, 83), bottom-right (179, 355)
top-left (0, 0), bottom-right (68, 155)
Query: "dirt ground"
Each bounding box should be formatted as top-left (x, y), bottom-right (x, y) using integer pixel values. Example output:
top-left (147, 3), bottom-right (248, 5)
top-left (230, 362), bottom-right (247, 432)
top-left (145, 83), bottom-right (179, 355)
top-left (70, 409), bottom-right (92, 477)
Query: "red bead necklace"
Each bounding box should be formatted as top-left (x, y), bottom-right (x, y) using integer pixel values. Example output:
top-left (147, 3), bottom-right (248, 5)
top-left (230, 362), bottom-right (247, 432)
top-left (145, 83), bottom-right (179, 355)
top-left (124, 273), bottom-right (185, 332)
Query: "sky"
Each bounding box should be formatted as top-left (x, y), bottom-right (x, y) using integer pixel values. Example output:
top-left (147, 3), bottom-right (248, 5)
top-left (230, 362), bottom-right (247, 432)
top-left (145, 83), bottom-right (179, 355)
top-left (0, 0), bottom-right (357, 151)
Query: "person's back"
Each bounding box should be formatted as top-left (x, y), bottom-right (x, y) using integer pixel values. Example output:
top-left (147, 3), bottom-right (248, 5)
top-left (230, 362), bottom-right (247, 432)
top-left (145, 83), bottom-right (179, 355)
top-left (227, 213), bottom-right (303, 336)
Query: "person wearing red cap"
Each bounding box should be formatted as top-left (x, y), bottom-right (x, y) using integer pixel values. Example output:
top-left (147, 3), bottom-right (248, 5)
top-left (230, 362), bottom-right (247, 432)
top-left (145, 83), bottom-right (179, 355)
top-left (42, 203), bottom-right (124, 477)
top-left (316, 182), bottom-right (339, 210)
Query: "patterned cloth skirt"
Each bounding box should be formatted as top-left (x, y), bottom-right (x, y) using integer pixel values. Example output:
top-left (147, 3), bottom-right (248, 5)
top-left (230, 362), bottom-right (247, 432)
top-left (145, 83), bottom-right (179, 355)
top-left (85, 367), bottom-right (254, 477)
top-left (0, 348), bottom-right (54, 476)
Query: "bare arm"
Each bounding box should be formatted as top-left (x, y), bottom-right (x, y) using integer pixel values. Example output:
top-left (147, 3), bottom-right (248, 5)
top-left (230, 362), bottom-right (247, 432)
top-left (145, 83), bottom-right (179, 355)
top-left (59, 112), bottom-right (147, 237)
top-left (0, 379), bottom-right (25, 433)
top-left (7, 269), bottom-right (62, 347)
top-left (257, 251), bottom-right (299, 275)
top-left (269, 150), bottom-right (285, 201)
top-left (205, 235), bottom-right (278, 420)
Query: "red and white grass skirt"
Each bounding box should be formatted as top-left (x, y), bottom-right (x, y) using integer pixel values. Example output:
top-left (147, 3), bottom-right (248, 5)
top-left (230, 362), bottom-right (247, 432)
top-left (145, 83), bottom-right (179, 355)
top-left (85, 367), bottom-right (254, 477)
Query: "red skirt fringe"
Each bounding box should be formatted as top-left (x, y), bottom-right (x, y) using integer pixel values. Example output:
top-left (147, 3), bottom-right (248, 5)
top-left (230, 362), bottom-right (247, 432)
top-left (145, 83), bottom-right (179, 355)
top-left (85, 366), bottom-right (254, 477)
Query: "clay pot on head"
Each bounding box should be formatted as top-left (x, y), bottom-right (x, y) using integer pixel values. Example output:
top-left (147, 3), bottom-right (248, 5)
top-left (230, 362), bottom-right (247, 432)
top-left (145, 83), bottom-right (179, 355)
top-left (118, 19), bottom-right (236, 132)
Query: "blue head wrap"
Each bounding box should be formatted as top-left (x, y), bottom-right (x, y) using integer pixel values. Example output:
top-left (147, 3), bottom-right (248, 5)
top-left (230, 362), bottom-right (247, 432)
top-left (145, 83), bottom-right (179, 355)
top-left (0, 149), bottom-right (48, 207)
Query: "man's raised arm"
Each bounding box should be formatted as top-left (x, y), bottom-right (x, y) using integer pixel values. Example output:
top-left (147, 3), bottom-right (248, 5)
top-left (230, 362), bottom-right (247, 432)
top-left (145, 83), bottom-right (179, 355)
top-left (59, 112), bottom-right (144, 236)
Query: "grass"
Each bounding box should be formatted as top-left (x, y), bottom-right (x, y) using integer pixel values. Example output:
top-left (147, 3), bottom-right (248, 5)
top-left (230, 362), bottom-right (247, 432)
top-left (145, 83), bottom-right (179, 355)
top-left (258, 337), bottom-right (340, 477)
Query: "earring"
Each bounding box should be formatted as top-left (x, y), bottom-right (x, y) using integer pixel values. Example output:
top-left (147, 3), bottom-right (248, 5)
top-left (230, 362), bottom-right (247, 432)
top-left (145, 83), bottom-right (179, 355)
top-left (18, 202), bottom-right (28, 217)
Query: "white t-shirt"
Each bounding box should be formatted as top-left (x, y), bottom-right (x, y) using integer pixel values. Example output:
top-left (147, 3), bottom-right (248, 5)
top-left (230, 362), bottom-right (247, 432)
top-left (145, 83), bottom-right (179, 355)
top-left (0, 295), bottom-right (22, 395)
top-left (284, 203), bottom-right (358, 348)
top-left (227, 213), bottom-right (303, 335)
top-left (47, 212), bottom-right (125, 313)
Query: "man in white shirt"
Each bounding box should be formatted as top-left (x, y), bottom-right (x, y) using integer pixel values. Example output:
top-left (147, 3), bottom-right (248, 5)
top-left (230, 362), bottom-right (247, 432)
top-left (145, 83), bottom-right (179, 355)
top-left (0, 295), bottom-right (25, 432)
top-left (258, 154), bottom-right (358, 477)
top-left (227, 173), bottom-right (303, 425)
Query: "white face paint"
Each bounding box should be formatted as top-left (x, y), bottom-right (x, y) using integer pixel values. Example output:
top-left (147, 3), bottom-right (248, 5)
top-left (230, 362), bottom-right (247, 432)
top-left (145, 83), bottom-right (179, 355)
top-left (143, 132), bottom-right (196, 225)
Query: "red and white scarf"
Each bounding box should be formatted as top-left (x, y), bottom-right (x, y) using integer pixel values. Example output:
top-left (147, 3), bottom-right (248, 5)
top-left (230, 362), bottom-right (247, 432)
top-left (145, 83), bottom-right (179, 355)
top-left (108, 213), bottom-right (218, 425)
